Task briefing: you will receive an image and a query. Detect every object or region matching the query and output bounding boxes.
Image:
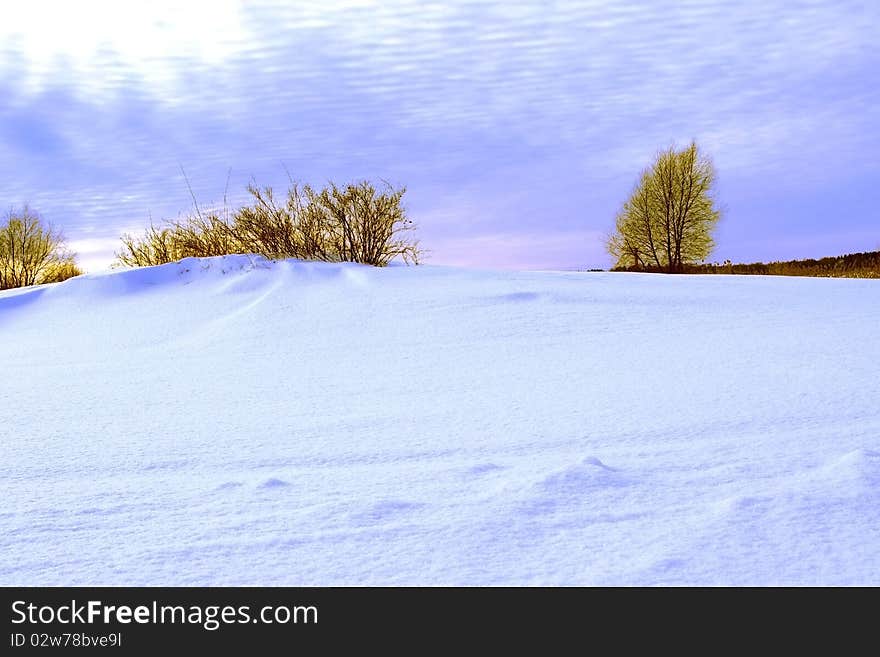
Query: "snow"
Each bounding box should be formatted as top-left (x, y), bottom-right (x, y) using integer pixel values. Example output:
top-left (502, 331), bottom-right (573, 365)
top-left (1, 254), bottom-right (878, 585)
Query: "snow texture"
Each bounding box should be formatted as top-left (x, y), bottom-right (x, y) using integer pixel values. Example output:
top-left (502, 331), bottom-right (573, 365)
top-left (1, 255), bottom-right (878, 585)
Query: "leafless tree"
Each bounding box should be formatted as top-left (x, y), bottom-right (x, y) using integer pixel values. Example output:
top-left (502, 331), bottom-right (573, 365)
top-left (608, 141), bottom-right (720, 273)
top-left (0, 206), bottom-right (81, 289)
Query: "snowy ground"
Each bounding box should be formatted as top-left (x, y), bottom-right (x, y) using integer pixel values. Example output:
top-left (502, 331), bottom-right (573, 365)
top-left (1, 255), bottom-right (878, 585)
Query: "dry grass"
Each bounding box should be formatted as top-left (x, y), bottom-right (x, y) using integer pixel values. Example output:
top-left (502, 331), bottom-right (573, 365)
top-left (613, 250), bottom-right (880, 279)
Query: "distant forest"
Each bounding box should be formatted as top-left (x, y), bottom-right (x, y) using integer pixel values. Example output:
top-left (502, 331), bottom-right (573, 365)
top-left (612, 250), bottom-right (880, 279)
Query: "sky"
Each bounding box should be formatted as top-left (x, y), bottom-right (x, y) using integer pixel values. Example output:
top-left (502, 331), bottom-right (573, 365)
top-left (0, 0), bottom-right (877, 271)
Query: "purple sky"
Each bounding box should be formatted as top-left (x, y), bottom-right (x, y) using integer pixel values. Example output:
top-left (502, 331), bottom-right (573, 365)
top-left (1, 0), bottom-right (878, 271)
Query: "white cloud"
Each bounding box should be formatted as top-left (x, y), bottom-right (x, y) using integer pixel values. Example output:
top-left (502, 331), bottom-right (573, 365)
top-left (0, 1), bottom-right (250, 96)
top-left (67, 236), bottom-right (121, 272)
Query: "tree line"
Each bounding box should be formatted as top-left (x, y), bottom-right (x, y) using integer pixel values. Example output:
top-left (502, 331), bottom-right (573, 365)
top-left (672, 252), bottom-right (879, 279)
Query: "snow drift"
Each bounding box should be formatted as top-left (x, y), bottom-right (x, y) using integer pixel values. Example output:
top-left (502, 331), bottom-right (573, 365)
top-left (1, 255), bottom-right (878, 584)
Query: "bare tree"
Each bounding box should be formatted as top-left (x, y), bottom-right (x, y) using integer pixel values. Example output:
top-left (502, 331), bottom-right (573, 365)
top-left (0, 206), bottom-right (81, 289)
top-left (608, 142), bottom-right (720, 273)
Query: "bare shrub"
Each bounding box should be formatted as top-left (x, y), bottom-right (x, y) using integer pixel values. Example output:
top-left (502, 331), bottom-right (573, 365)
top-left (170, 211), bottom-right (239, 259)
top-left (116, 223), bottom-right (184, 267)
top-left (116, 176), bottom-right (422, 268)
top-left (308, 181), bottom-right (420, 266)
top-left (0, 206), bottom-right (81, 289)
top-left (40, 259), bottom-right (84, 284)
top-left (233, 184), bottom-right (311, 259)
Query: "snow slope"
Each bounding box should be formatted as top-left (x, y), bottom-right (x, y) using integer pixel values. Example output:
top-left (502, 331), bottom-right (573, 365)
top-left (1, 255), bottom-right (879, 585)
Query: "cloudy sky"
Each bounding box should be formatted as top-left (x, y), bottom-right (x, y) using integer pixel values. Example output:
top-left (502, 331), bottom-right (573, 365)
top-left (1, 0), bottom-right (877, 270)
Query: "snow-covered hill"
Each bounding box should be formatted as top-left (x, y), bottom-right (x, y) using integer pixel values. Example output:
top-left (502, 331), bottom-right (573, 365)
top-left (2, 255), bottom-right (878, 584)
